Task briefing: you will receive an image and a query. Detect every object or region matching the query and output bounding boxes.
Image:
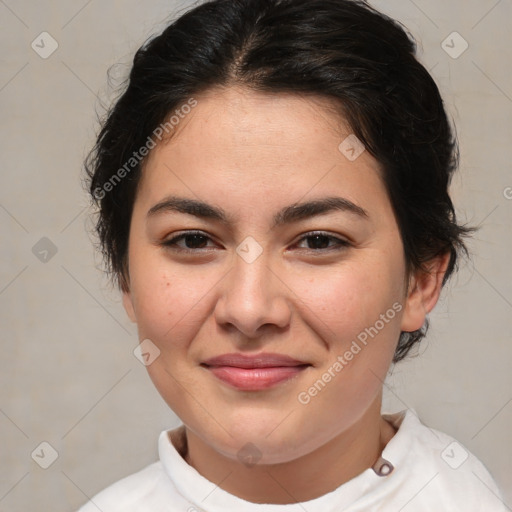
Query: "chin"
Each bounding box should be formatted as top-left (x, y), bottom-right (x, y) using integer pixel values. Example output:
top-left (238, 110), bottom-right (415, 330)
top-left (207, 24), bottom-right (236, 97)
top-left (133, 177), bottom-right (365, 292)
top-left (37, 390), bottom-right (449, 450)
top-left (220, 433), bottom-right (312, 466)
top-left (214, 417), bottom-right (315, 463)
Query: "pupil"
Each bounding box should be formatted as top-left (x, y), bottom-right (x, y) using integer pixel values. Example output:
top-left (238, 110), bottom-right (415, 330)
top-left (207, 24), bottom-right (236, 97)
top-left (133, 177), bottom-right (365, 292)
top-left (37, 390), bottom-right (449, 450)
top-left (186, 234), bottom-right (207, 248)
top-left (309, 234), bottom-right (329, 249)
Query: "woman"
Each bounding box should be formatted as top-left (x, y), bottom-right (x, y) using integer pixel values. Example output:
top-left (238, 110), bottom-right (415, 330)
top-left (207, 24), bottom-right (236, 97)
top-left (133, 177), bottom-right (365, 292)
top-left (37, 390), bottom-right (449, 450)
top-left (79, 0), bottom-right (506, 509)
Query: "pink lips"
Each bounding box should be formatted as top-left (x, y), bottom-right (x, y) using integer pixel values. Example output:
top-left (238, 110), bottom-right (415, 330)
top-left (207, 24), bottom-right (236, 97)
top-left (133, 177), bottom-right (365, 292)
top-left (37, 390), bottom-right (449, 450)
top-left (201, 353), bottom-right (310, 391)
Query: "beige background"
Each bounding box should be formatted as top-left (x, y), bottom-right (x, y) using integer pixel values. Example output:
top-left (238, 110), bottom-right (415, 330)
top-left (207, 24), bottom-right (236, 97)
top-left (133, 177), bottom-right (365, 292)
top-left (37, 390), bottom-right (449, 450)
top-left (0, 0), bottom-right (511, 510)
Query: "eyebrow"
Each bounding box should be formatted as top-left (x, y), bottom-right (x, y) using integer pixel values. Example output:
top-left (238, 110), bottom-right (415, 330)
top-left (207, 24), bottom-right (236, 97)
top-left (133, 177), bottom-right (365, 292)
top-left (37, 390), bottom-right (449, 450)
top-left (147, 195), bottom-right (369, 228)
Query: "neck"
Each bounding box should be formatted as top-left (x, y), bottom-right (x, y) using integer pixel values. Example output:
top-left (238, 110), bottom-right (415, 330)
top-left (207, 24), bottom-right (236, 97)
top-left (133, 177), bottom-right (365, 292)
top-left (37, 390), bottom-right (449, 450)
top-left (182, 396), bottom-right (396, 504)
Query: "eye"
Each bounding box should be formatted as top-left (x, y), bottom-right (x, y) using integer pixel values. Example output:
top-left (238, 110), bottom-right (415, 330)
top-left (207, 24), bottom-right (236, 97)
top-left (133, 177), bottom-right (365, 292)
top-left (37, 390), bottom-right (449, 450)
top-left (161, 230), bottom-right (351, 254)
top-left (294, 231), bottom-right (351, 252)
top-left (162, 231), bottom-right (217, 253)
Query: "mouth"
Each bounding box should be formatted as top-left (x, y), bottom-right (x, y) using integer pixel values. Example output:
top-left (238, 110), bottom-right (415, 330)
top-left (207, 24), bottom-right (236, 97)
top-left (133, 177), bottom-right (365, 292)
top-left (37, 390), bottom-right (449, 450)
top-left (200, 353), bottom-right (312, 391)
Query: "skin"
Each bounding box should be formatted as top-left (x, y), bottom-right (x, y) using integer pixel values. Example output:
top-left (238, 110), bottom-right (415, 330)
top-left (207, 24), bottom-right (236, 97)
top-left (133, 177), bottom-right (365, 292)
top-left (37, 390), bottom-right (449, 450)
top-left (122, 86), bottom-right (449, 504)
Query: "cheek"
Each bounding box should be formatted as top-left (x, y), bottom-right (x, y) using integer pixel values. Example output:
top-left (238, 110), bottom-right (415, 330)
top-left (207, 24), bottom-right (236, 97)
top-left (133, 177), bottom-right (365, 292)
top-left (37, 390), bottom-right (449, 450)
top-left (128, 250), bottom-right (209, 343)
top-left (294, 265), bottom-right (402, 420)
top-left (293, 260), bottom-right (402, 343)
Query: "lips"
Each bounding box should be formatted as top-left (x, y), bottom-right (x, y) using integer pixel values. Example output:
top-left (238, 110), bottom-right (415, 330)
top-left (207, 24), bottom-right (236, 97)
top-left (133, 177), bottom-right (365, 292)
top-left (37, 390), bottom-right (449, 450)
top-left (201, 352), bottom-right (311, 391)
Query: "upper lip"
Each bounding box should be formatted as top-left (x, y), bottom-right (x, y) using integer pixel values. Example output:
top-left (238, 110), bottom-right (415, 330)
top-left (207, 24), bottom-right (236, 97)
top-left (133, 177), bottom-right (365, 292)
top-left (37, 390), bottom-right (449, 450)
top-left (201, 353), bottom-right (310, 368)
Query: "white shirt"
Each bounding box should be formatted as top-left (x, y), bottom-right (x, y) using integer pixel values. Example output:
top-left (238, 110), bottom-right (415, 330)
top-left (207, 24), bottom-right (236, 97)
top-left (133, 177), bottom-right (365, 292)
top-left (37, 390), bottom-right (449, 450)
top-left (77, 410), bottom-right (507, 511)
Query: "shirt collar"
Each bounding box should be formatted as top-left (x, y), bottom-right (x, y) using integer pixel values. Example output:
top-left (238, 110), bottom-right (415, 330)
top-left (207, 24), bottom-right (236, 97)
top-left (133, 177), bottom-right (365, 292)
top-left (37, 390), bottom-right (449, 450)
top-left (158, 410), bottom-right (412, 512)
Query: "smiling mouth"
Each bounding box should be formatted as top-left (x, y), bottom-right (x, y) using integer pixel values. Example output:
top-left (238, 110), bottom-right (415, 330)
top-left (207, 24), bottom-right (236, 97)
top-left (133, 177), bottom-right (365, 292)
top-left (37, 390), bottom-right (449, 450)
top-left (200, 352), bottom-right (312, 391)
top-left (201, 363), bottom-right (311, 391)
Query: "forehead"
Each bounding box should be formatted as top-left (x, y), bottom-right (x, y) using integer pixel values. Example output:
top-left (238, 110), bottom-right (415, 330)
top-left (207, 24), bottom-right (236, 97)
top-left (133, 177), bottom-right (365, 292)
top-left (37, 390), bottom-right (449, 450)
top-left (158, 86), bottom-right (349, 159)
top-left (136, 86), bottom-right (389, 223)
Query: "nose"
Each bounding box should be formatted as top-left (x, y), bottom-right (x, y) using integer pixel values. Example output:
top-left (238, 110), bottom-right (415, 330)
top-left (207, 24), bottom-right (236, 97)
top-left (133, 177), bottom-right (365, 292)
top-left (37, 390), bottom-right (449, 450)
top-left (214, 247), bottom-right (292, 339)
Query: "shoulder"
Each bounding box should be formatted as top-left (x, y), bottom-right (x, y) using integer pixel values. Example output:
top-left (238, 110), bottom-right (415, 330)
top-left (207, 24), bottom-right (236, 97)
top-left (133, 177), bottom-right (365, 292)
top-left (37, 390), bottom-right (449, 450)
top-left (76, 461), bottom-right (174, 512)
top-left (382, 410), bottom-right (507, 511)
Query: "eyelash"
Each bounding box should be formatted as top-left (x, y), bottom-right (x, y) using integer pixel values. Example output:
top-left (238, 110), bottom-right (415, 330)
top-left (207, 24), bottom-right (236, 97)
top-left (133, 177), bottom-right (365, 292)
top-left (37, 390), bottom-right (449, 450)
top-left (161, 230), bottom-right (351, 254)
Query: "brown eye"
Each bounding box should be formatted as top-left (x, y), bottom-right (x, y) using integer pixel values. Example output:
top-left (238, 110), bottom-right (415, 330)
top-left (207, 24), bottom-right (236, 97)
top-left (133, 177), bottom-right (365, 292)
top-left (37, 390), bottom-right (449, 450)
top-left (295, 232), bottom-right (350, 251)
top-left (162, 231), bottom-right (215, 252)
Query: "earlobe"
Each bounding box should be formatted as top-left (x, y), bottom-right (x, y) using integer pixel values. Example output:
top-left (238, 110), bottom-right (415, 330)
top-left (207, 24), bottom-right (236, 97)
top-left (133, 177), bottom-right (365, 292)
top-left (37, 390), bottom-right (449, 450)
top-left (122, 290), bottom-right (137, 323)
top-left (400, 252), bottom-right (451, 333)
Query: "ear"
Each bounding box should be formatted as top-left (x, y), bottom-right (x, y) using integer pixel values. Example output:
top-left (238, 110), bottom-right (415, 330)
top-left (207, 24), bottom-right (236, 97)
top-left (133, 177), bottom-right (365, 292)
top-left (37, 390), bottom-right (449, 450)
top-left (400, 252), bottom-right (451, 332)
top-left (122, 290), bottom-right (137, 323)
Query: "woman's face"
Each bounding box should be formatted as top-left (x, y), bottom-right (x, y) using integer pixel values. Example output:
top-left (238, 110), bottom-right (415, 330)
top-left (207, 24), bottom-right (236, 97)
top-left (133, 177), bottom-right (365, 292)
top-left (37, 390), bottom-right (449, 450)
top-left (122, 86), bottom-right (432, 464)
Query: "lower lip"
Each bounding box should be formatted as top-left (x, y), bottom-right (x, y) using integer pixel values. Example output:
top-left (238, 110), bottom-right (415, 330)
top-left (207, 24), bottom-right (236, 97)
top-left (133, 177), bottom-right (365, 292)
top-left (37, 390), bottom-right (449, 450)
top-left (204, 365), bottom-right (309, 391)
